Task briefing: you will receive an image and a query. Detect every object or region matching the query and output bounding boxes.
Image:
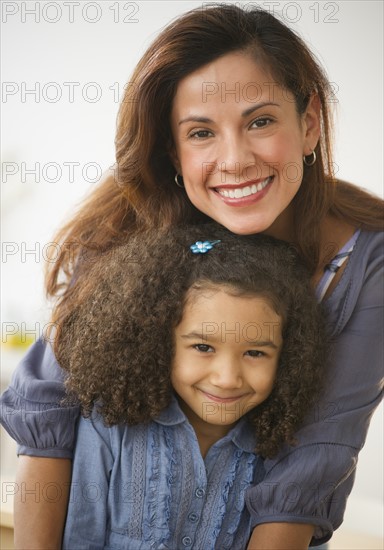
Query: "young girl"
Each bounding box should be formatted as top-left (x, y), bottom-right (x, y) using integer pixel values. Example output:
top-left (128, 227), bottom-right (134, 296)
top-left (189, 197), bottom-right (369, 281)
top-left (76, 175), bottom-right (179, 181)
top-left (57, 223), bottom-right (326, 549)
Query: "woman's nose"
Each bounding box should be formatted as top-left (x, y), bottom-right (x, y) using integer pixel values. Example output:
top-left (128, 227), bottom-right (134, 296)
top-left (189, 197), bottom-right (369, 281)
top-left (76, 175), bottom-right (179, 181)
top-left (217, 135), bottom-right (256, 182)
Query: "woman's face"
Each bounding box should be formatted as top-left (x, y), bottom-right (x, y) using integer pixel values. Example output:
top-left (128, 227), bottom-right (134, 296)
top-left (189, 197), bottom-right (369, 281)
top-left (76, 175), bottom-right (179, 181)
top-left (170, 51), bottom-right (320, 237)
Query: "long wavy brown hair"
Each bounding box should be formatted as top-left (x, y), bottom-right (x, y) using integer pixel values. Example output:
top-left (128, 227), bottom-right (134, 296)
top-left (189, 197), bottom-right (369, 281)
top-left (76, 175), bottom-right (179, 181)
top-left (47, 4), bottom-right (383, 328)
top-left (55, 223), bottom-right (327, 459)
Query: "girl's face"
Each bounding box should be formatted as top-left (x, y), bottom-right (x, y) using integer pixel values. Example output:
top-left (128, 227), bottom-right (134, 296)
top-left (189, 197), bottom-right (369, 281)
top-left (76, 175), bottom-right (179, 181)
top-left (171, 286), bottom-right (283, 441)
top-left (170, 51), bottom-right (320, 238)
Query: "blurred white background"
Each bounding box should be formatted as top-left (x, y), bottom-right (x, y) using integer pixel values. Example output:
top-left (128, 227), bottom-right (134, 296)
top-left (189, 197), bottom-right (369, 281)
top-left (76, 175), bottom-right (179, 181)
top-left (1, 0), bottom-right (383, 545)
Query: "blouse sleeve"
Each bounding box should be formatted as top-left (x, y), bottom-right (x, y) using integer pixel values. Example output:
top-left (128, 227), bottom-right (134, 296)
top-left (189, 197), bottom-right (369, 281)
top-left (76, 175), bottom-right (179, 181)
top-left (0, 337), bottom-right (80, 458)
top-left (245, 232), bottom-right (384, 546)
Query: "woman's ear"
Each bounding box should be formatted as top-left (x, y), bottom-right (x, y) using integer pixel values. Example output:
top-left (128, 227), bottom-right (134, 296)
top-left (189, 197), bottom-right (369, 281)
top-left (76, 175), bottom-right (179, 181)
top-left (168, 143), bottom-right (182, 174)
top-left (302, 93), bottom-right (321, 155)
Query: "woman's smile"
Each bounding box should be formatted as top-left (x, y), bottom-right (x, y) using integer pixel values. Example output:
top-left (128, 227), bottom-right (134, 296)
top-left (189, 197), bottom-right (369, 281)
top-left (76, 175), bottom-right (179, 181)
top-left (213, 175), bottom-right (274, 205)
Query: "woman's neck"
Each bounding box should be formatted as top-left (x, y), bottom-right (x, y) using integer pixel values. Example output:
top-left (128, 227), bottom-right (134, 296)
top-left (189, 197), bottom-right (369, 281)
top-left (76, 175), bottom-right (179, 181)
top-left (311, 214), bottom-right (356, 293)
top-left (263, 207), bottom-right (356, 296)
top-left (261, 204), bottom-right (296, 243)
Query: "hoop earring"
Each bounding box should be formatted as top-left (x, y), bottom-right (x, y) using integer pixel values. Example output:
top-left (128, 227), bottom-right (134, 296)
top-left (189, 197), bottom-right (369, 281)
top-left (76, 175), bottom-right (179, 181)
top-left (174, 173), bottom-right (184, 188)
top-left (303, 150), bottom-right (316, 167)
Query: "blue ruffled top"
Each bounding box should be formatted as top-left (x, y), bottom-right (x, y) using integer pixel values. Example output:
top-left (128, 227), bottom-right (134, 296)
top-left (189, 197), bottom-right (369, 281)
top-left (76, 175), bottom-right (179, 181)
top-left (62, 396), bottom-right (264, 549)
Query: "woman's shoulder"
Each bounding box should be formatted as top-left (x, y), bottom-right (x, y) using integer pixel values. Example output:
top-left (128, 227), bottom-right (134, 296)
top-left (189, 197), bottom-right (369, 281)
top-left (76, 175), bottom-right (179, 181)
top-left (348, 229), bottom-right (383, 277)
top-left (338, 228), bottom-right (382, 283)
top-left (324, 229), bottom-right (383, 335)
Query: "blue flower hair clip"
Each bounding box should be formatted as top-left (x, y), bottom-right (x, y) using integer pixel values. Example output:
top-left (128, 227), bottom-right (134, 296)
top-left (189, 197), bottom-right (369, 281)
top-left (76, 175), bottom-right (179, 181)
top-left (190, 240), bottom-right (221, 254)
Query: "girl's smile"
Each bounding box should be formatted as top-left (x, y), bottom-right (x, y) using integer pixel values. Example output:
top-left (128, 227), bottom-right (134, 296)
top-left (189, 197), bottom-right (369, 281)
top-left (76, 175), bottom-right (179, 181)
top-left (197, 389), bottom-right (252, 403)
top-left (171, 51), bottom-right (320, 238)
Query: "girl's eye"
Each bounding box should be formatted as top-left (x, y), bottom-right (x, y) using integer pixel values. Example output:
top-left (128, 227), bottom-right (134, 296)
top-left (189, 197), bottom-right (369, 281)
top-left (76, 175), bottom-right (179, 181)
top-left (245, 350), bottom-right (265, 358)
top-left (188, 129), bottom-right (213, 140)
top-left (250, 117), bottom-right (273, 129)
top-left (193, 343), bottom-right (213, 353)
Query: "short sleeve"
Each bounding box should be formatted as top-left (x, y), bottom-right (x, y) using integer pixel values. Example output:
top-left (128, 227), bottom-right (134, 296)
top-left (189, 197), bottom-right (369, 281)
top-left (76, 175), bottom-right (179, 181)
top-left (245, 231), bottom-right (384, 545)
top-left (0, 338), bottom-right (80, 458)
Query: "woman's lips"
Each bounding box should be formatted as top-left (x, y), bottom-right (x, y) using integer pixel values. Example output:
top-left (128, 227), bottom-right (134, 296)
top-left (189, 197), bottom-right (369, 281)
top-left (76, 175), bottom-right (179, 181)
top-left (212, 176), bottom-right (273, 206)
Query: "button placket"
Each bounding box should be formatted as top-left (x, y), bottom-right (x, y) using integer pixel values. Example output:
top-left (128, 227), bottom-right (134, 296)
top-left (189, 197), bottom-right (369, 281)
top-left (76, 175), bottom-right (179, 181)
top-left (179, 484), bottom-right (205, 547)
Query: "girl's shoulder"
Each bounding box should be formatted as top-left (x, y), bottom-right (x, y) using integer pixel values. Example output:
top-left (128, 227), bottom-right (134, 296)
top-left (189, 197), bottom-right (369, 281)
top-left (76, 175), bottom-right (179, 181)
top-left (77, 408), bottom-right (132, 446)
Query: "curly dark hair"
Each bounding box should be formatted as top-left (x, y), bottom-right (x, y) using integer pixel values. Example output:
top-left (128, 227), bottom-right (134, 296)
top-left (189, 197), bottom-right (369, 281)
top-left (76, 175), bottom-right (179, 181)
top-left (55, 223), bottom-right (326, 458)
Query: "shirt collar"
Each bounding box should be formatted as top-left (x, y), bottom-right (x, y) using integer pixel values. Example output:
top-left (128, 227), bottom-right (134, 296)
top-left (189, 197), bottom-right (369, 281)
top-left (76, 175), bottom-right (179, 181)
top-left (154, 395), bottom-right (257, 454)
top-left (153, 394), bottom-right (187, 426)
top-left (229, 417), bottom-right (257, 453)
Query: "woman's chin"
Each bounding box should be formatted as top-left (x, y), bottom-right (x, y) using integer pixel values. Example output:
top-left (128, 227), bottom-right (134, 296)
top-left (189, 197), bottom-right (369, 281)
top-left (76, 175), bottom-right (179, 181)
top-left (213, 215), bottom-right (273, 236)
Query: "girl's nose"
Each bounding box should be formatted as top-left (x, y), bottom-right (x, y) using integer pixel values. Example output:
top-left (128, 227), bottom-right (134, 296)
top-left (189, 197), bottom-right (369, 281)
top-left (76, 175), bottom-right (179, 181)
top-left (210, 359), bottom-right (243, 389)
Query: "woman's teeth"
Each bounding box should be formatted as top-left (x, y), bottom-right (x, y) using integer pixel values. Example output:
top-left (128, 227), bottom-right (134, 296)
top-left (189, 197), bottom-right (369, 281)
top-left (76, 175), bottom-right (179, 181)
top-left (218, 176), bottom-right (272, 199)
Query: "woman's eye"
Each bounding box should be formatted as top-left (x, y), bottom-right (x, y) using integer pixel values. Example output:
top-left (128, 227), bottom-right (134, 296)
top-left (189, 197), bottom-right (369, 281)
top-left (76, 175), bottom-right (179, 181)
top-left (245, 350), bottom-right (265, 358)
top-left (188, 129), bottom-right (213, 139)
top-left (250, 117), bottom-right (273, 129)
top-left (193, 343), bottom-right (213, 353)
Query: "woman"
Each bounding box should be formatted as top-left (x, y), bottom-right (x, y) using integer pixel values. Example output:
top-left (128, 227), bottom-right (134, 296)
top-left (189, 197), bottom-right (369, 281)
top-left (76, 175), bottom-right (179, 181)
top-left (1, 4), bottom-right (383, 549)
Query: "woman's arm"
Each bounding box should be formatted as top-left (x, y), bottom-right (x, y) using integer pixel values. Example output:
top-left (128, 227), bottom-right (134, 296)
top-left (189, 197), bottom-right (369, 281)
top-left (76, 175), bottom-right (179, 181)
top-left (0, 338), bottom-right (80, 547)
top-left (247, 523), bottom-right (314, 549)
top-left (0, 337), bottom-right (79, 458)
top-left (245, 231), bottom-right (383, 546)
top-left (14, 457), bottom-right (71, 550)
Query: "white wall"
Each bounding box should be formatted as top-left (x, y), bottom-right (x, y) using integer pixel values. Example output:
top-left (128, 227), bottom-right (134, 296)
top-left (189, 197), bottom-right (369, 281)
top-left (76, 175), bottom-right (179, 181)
top-left (1, 0), bottom-right (383, 539)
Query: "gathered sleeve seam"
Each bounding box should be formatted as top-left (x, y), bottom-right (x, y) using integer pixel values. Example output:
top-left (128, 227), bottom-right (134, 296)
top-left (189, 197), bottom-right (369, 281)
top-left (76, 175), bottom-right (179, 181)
top-left (2, 383), bottom-right (69, 407)
top-left (248, 513), bottom-right (334, 545)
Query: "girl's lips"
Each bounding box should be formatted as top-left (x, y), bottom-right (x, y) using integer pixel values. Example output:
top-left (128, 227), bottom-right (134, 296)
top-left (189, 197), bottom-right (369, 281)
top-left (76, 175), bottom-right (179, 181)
top-left (212, 176), bottom-right (274, 206)
top-left (198, 389), bottom-right (247, 403)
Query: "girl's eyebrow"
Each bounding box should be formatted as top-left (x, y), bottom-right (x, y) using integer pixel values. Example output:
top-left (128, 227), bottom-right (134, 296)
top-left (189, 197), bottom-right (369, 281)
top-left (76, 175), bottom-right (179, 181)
top-left (180, 331), bottom-right (209, 340)
top-left (178, 102), bottom-right (280, 126)
top-left (245, 340), bottom-right (279, 349)
top-left (180, 331), bottom-right (279, 349)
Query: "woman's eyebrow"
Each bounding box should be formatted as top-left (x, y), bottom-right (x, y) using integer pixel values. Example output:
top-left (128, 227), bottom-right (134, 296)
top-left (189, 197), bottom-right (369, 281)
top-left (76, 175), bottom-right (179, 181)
top-left (241, 102), bottom-right (280, 117)
top-left (178, 102), bottom-right (280, 126)
top-left (178, 116), bottom-right (212, 126)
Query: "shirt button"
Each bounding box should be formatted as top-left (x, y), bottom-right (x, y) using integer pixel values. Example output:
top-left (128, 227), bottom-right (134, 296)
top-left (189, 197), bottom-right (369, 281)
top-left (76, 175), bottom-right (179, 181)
top-left (235, 450), bottom-right (242, 458)
top-left (182, 536), bottom-right (192, 546)
top-left (188, 512), bottom-right (199, 522)
top-left (195, 487), bottom-right (205, 498)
